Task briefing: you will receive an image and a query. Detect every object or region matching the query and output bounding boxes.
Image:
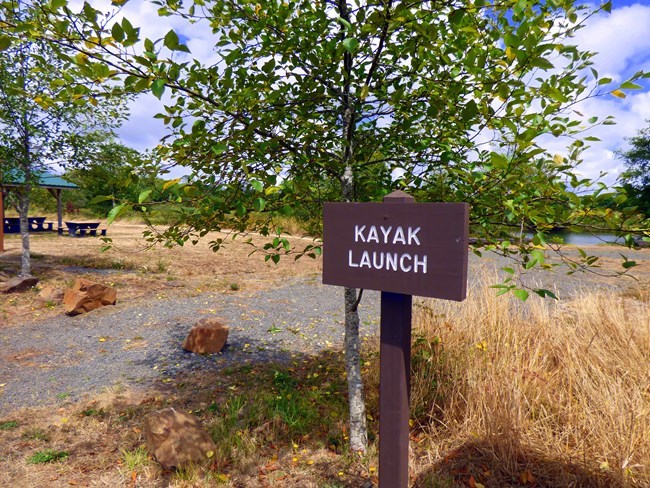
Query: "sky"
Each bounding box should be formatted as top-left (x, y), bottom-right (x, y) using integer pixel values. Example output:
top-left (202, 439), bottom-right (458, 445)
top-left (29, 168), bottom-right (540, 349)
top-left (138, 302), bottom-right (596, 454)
top-left (94, 0), bottom-right (650, 187)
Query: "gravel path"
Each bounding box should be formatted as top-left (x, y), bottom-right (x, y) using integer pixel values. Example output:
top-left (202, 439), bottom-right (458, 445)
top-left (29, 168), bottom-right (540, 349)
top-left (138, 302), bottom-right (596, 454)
top-left (0, 277), bottom-right (382, 415)
top-left (1, 248), bottom-right (647, 415)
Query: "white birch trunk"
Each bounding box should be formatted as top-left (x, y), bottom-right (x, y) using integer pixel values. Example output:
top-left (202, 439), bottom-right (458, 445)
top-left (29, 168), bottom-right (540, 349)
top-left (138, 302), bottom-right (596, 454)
top-left (18, 190), bottom-right (32, 277)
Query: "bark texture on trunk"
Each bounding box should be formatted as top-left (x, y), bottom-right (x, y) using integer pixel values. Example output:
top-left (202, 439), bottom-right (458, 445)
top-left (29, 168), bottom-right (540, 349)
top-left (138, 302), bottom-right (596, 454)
top-left (18, 190), bottom-right (31, 276)
top-left (337, 0), bottom-right (368, 454)
top-left (344, 285), bottom-right (368, 452)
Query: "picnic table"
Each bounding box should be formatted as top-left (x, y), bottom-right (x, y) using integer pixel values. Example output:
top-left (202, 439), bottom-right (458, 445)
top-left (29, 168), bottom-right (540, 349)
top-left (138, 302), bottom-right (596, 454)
top-left (3, 217), bottom-right (53, 233)
top-left (64, 221), bottom-right (106, 237)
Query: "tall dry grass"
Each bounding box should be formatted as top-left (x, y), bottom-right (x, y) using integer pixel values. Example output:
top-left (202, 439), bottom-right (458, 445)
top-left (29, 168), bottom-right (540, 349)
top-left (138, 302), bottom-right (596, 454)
top-left (405, 271), bottom-right (650, 486)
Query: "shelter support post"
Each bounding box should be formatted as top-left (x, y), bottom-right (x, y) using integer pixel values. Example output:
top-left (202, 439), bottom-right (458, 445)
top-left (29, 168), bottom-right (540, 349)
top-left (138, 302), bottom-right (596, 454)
top-left (47, 188), bottom-right (63, 233)
top-left (0, 190), bottom-right (4, 252)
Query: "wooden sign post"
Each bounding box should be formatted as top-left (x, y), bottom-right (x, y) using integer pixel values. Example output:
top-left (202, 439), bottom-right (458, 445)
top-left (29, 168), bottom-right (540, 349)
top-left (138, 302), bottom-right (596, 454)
top-left (323, 191), bottom-right (468, 487)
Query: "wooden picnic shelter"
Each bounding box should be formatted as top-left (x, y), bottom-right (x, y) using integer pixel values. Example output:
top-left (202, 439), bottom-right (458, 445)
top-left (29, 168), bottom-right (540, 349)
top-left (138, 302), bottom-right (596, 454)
top-left (1, 170), bottom-right (78, 252)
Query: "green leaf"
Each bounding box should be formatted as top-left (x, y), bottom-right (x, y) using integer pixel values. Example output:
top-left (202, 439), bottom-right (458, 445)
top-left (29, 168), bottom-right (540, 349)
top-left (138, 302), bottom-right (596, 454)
top-left (502, 267), bottom-right (515, 275)
top-left (88, 195), bottom-right (114, 204)
top-left (164, 29), bottom-right (179, 48)
top-left (342, 38), bottom-right (359, 53)
top-left (337, 17), bottom-right (353, 31)
top-left (253, 197), bottom-right (266, 212)
top-left (111, 22), bottom-right (124, 42)
top-left (533, 289), bottom-right (558, 300)
top-left (151, 79), bottom-right (165, 99)
top-left (138, 189), bottom-right (153, 204)
top-left (529, 57), bottom-right (554, 70)
top-left (211, 143), bottom-right (227, 154)
top-left (251, 180), bottom-right (263, 192)
top-left (620, 81), bottom-right (642, 90)
top-left (0, 36), bottom-right (12, 51)
top-left (107, 203), bottom-right (128, 225)
top-left (513, 289), bottom-right (529, 301)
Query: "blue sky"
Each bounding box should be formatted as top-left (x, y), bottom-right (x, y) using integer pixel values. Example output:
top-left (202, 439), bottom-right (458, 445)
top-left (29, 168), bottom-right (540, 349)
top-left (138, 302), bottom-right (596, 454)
top-left (86, 1), bottom-right (650, 187)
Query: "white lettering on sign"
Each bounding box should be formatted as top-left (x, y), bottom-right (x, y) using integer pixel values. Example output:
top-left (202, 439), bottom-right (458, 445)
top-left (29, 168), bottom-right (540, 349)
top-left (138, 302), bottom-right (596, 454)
top-left (349, 224), bottom-right (428, 275)
top-left (348, 250), bottom-right (428, 274)
top-left (354, 225), bottom-right (422, 245)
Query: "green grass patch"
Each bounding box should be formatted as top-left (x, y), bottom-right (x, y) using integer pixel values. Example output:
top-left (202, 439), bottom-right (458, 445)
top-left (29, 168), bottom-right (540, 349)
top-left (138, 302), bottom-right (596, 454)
top-left (120, 446), bottom-right (151, 471)
top-left (27, 449), bottom-right (69, 464)
top-left (0, 421), bottom-right (18, 430)
top-left (204, 353), bottom-right (351, 468)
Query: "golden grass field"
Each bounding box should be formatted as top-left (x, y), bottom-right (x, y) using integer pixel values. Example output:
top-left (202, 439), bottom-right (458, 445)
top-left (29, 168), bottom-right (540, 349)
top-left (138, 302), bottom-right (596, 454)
top-left (0, 222), bottom-right (649, 487)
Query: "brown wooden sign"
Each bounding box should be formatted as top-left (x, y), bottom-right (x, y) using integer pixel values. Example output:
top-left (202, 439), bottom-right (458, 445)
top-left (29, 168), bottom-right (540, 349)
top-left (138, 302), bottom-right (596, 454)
top-left (322, 200), bottom-right (469, 300)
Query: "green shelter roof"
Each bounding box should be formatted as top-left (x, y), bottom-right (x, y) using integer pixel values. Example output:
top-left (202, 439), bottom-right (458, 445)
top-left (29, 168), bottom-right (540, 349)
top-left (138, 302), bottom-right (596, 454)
top-left (1, 170), bottom-right (78, 190)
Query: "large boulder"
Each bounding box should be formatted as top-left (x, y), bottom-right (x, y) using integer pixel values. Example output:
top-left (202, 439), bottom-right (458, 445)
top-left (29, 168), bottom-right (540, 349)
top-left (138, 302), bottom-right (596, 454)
top-left (182, 318), bottom-right (229, 354)
top-left (144, 407), bottom-right (216, 469)
top-left (63, 278), bottom-right (117, 316)
top-left (1, 276), bottom-right (39, 294)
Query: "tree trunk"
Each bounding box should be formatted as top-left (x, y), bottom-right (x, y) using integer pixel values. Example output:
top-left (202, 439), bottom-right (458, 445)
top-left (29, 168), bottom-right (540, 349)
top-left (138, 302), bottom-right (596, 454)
top-left (18, 189), bottom-right (32, 276)
top-left (341, 165), bottom-right (368, 452)
top-left (343, 285), bottom-right (368, 452)
top-left (336, 0), bottom-right (367, 454)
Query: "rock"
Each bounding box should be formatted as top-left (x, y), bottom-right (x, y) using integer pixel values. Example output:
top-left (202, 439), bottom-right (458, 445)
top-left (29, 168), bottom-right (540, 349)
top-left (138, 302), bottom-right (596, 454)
top-left (38, 285), bottom-right (65, 304)
top-left (144, 407), bottom-right (216, 469)
top-left (182, 318), bottom-right (229, 354)
top-left (1, 276), bottom-right (39, 294)
top-left (634, 237), bottom-right (650, 249)
top-left (63, 278), bottom-right (117, 316)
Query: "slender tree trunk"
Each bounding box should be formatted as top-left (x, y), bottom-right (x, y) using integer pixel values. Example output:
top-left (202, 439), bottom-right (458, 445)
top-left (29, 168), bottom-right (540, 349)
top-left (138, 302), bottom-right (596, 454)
top-left (336, 0), bottom-right (368, 453)
top-left (343, 285), bottom-right (367, 451)
top-left (18, 188), bottom-right (31, 276)
top-left (341, 166), bottom-right (368, 452)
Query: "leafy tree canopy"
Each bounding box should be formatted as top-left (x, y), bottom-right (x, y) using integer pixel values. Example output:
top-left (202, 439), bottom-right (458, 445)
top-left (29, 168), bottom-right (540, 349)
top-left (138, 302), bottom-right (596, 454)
top-left (0, 0), bottom-right (129, 275)
top-left (617, 122), bottom-right (650, 216)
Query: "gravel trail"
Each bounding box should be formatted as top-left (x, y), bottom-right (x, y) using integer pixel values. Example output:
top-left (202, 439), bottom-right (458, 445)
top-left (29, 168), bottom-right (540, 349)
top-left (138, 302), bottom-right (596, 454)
top-left (1, 248), bottom-right (647, 415)
top-left (0, 278), bottom-right (381, 415)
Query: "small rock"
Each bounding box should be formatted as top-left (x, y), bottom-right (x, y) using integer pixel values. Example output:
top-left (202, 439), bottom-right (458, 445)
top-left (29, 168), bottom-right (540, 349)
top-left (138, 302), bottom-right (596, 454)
top-left (1, 276), bottom-right (39, 294)
top-left (144, 407), bottom-right (217, 469)
top-left (634, 237), bottom-right (650, 249)
top-left (38, 285), bottom-right (65, 304)
top-left (183, 318), bottom-right (229, 354)
top-left (63, 278), bottom-right (117, 316)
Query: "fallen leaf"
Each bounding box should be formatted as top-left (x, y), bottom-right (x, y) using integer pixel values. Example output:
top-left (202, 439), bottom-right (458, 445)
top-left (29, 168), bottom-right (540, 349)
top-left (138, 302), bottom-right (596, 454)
top-left (469, 475), bottom-right (486, 488)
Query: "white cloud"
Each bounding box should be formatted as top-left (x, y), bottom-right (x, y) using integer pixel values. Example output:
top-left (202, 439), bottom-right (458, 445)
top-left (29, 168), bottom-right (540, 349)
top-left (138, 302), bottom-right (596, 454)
top-left (559, 3), bottom-right (650, 186)
top-left (573, 3), bottom-right (650, 80)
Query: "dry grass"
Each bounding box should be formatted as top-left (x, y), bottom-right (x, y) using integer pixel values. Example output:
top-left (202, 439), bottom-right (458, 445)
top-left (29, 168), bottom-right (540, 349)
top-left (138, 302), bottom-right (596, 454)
top-left (1, 223), bottom-right (650, 486)
top-left (404, 273), bottom-right (650, 487)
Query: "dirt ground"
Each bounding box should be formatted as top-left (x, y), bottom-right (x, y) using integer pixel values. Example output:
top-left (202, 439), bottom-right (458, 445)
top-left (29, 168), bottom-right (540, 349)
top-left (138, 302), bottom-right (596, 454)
top-left (0, 223), bottom-right (323, 327)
